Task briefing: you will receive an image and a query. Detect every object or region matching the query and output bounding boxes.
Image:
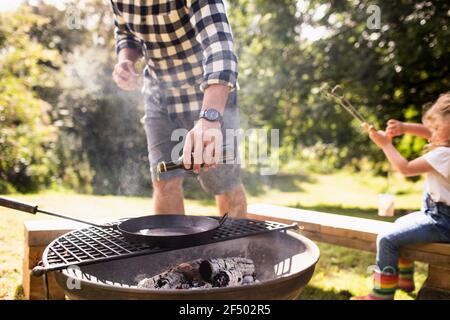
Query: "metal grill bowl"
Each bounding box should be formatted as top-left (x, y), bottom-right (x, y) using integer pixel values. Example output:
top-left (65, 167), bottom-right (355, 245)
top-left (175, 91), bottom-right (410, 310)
top-left (54, 231), bottom-right (320, 300)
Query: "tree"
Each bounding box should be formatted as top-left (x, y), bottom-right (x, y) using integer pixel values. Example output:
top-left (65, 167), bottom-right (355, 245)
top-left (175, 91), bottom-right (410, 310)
top-left (0, 7), bottom-right (63, 192)
top-left (228, 0), bottom-right (450, 171)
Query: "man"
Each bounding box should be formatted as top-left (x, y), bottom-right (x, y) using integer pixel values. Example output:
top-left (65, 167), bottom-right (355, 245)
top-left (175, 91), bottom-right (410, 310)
top-left (110, 0), bottom-right (247, 217)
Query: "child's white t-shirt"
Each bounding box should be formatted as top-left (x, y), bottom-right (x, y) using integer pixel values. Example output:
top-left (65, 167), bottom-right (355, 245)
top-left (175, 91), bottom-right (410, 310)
top-left (423, 146), bottom-right (450, 205)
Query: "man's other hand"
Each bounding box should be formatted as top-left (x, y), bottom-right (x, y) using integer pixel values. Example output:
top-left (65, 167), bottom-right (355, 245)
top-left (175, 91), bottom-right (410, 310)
top-left (112, 59), bottom-right (139, 91)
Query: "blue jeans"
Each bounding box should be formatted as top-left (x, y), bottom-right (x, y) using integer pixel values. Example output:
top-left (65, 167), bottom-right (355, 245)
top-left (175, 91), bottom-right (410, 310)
top-left (376, 197), bottom-right (450, 273)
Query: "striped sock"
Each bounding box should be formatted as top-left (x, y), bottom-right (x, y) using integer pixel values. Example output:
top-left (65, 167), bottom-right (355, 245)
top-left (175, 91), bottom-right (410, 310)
top-left (398, 258), bottom-right (415, 292)
top-left (371, 271), bottom-right (398, 299)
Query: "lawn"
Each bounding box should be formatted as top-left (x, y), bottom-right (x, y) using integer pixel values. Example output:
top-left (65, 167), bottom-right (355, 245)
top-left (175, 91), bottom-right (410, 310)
top-left (0, 171), bottom-right (427, 300)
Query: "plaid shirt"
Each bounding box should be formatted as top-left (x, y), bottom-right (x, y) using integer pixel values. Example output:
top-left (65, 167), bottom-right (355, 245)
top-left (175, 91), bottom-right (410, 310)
top-left (111, 0), bottom-right (238, 114)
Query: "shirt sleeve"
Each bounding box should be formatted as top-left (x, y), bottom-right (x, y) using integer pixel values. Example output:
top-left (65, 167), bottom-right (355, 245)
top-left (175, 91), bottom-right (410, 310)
top-left (423, 147), bottom-right (450, 180)
top-left (189, 0), bottom-right (238, 91)
top-left (110, 1), bottom-right (142, 55)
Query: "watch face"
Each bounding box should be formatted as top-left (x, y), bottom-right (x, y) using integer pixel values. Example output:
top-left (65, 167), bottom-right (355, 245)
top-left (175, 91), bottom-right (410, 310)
top-left (205, 109), bottom-right (220, 121)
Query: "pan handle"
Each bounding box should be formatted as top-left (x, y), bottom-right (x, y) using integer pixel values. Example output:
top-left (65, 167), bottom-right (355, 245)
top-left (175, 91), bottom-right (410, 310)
top-left (218, 212), bottom-right (228, 227)
top-left (0, 196), bottom-right (108, 228)
top-left (0, 197), bottom-right (38, 214)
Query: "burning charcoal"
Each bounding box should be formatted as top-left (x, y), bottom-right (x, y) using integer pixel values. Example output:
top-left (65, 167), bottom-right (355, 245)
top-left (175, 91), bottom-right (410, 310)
top-left (137, 257), bottom-right (257, 290)
top-left (212, 268), bottom-right (244, 287)
top-left (137, 270), bottom-right (186, 289)
top-left (174, 259), bottom-right (202, 282)
top-left (137, 259), bottom-right (203, 289)
top-left (199, 257), bottom-right (255, 283)
top-left (156, 272), bottom-right (186, 289)
top-left (176, 283), bottom-right (192, 290)
top-left (190, 282), bottom-right (213, 290)
top-left (137, 277), bottom-right (158, 289)
top-left (211, 273), bottom-right (227, 287)
top-left (242, 275), bottom-right (255, 285)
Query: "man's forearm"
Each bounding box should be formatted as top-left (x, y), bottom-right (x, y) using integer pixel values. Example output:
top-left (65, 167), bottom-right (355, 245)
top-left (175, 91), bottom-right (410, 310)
top-left (118, 47), bottom-right (142, 64)
top-left (403, 123), bottom-right (432, 139)
top-left (201, 84), bottom-right (231, 114)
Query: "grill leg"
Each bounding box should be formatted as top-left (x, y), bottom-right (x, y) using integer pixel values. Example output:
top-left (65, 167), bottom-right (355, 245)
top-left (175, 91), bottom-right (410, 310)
top-left (43, 273), bottom-right (49, 300)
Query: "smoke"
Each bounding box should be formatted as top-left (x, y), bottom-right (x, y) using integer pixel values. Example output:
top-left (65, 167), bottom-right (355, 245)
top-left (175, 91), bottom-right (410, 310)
top-left (60, 46), bottom-right (150, 196)
top-left (117, 159), bottom-right (144, 196)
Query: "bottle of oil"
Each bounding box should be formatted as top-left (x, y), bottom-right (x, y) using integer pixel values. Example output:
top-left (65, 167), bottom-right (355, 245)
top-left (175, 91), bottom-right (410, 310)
top-left (156, 144), bottom-right (236, 180)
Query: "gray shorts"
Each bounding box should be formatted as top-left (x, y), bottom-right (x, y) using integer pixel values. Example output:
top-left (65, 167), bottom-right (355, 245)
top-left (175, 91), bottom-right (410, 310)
top-left (142, 90), bottom-right (241, 195)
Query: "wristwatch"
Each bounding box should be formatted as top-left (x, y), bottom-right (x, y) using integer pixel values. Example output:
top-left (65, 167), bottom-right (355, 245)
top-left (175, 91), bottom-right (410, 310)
top-left (199, 108), bottom-right (223, 125)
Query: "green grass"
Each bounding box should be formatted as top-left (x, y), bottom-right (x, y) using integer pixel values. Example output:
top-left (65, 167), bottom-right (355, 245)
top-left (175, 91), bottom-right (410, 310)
top-left (299, 243), bottom-right (427, 300)
top-left (0, 170), bottom-right (427, 300)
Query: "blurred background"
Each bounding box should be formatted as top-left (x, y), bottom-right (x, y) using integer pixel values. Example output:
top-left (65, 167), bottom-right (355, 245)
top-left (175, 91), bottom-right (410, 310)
top-left (0, 0), bottom-right (449, 299)
top-left (1, 0), bottom-right (449, 197)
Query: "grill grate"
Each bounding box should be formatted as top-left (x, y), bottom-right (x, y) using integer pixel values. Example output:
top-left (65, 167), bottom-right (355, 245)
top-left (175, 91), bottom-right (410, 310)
top-left (41, 218), bottom-right (297, 273)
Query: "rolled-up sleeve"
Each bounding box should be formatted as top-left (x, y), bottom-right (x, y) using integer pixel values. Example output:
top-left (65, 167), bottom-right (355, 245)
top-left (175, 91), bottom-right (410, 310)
top-left (110, 1), bottom-right (142, 55)
top-left (189, 0), bottom-right (238, 91)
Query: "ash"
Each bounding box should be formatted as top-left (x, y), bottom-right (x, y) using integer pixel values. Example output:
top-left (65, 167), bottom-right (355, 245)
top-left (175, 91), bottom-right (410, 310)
top-left (137, 257), bottom-right (258, 289)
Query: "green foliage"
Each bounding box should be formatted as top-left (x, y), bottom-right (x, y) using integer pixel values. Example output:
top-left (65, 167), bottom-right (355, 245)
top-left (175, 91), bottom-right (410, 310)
top-left (0, 8), bottom-right (61, 193)
top-left (230, 0), bottom-right (450, 171)
top-left (55, 50), bottom-right (151, 195)
top-left (0, 4), bottom-right (95, 193)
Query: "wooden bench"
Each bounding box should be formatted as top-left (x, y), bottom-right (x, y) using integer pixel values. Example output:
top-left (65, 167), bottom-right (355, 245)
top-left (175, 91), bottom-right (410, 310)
top-left (23, 220), bottom-right (96, 300)
top-left (247, 203), bottom-right (450, 300)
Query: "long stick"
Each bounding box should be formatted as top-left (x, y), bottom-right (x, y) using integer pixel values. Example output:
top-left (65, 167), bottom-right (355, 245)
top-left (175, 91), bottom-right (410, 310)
top-left (320, 84), bottom-right (368, 124)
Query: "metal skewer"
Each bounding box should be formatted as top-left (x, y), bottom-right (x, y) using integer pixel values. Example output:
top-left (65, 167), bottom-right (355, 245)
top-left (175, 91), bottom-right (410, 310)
top-left (320, 84), bottom-right (369, 124)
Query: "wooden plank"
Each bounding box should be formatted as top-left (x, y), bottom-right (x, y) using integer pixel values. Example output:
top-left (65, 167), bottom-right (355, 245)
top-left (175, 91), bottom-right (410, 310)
top-left (301, 230), bottom-right (450, 266)
top-left (246, 212), bottom-right (320, 233)
top-left (400, 248), bottom-right (450, 268)
top-left (410, 243), bottom-right (450, 256)
top-left (24, 219), bottom-right (111, 246)
top-left (23, 219), bottom-right (117, 300)
top-left (24, 220), bottom-right (85, 247)
top-left (248, 203), bottom-right (391, 241)
top-left (22, 268), bottom-right (32, 300)
top-left (248, 203), bottom-right (391, 231)
top-left (22, 269), bottom-right (65, 300)
top-left (425, 265), bottom-right (450, 290)
top-left (24, 245), bottom-right (47, 269)
top-left (320, 225), bottom-right (377, 242)
top-left (248, 203), bottom-right (450, 261)
top-left (418, 284), bottom-right (450, 300)
top-left (300, 230), bottom-right (377, 252)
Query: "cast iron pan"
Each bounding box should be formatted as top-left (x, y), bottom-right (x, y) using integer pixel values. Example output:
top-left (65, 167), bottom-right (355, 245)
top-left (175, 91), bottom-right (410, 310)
top-left (0, 197), bottom-right (228, 248)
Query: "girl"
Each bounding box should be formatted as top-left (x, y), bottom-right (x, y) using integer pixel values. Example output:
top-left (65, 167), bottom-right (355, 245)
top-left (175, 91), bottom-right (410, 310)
top-left (352, 93), bottom-right (450, 300)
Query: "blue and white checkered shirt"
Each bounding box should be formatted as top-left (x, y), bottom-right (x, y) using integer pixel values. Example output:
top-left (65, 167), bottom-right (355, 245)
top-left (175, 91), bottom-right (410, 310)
top-left (111, 0), bottom-right (238, 114)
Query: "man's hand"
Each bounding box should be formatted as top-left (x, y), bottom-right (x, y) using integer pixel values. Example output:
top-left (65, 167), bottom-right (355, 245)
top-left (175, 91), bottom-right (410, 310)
top-left (183, 119), bottom-right (223, 174)
top-left (182, 84), bottom-right (230, 174)
top-left (363, 123), bottom-right (392, 149)
top-left (112, 59), bottom-right (139, 91)
top-left (386, 119), bottom-right (405, 138)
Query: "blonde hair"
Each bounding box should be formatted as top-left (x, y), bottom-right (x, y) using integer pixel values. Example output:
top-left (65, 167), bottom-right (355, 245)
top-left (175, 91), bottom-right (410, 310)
top-left (422, 93), bottom-right (450, 148)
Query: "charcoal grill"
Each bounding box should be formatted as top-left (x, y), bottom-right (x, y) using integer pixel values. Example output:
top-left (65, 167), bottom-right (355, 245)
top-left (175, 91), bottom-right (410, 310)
top-left (38, 218), bottom-right (320, 300)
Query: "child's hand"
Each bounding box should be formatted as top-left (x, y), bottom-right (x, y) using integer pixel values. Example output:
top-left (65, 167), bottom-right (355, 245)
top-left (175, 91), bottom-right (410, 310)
top-left (362, 123), bottom-right (392, 148)
top-left (386, 119), bottom-right (405, 138)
